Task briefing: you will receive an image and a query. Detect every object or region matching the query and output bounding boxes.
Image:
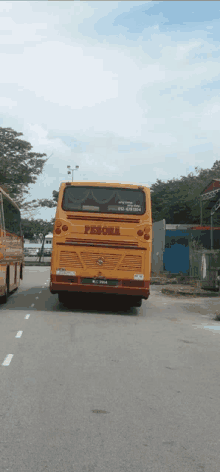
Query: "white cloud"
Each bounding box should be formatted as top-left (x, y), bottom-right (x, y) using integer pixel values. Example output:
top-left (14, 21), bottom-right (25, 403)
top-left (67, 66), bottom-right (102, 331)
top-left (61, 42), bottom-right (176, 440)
top-left (0, 97), bottom-right (17, 109)
top-left (1, 1), bottom-right (220, 222)
top-left (152, 167), bottom-right (169, 177)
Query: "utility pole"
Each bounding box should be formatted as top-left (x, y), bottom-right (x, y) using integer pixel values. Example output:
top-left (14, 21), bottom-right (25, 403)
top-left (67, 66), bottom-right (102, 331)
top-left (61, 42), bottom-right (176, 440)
top-left (200, 196), bottom-right (203, 226)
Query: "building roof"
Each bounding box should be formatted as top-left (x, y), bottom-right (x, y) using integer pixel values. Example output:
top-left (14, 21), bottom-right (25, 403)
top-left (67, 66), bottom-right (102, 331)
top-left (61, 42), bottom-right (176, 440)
top-left (201, 179), bottom-right (220, 195)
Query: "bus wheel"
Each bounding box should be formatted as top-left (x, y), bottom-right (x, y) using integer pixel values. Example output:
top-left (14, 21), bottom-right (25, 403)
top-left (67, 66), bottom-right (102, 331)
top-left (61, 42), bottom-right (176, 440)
top-left (58, 292), bottom-right (67, 304)
top-left (132, 297), bottom-right (142, 308)
top-left (0, 270), bottom-right (9, 304)
top-left (20, 265), bottom-right (23, 280)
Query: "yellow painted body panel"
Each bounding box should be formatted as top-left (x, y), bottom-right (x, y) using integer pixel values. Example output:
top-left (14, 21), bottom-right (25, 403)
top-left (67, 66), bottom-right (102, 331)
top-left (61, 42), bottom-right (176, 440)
top-left (0, 188), bottom-right (24, 299)
top-left (50, 182), bottom-right (152, 298)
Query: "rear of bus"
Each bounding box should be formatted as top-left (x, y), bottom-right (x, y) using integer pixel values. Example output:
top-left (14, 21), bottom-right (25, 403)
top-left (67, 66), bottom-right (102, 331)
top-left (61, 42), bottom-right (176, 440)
top-left (50, 182), bottom-right (152, 307)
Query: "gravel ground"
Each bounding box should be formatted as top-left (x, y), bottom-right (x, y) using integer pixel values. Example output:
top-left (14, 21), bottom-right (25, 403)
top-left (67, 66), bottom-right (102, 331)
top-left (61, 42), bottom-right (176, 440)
top-left (151, 276), bottom-right (220, 297)
top-left (161, 283), bottom-right (220, 297)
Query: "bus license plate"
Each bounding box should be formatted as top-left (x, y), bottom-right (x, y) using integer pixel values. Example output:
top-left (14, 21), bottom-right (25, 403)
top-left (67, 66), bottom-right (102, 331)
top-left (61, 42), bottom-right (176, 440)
top-left (82, 278), bottom-right (118, 286)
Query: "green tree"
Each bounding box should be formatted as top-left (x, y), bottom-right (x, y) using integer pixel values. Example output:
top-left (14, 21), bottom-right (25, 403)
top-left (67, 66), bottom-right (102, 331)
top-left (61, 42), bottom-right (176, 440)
top-left (22, 218), bottom-right (54, 241)
top-left (32, 160), bottom-right (220, 227)
top-left (26, 190), bottom-right (58, 212)
top-left (151, 160), bottom-right (220, 225)
top-left (37, 190), bottom-right (58, 208)
top-left (0, 127), bottom-right (47, 204)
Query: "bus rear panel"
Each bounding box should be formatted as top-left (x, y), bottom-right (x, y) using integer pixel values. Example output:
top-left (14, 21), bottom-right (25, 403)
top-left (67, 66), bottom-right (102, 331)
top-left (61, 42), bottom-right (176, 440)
top-left (50, 182), bottom-right (152, 304)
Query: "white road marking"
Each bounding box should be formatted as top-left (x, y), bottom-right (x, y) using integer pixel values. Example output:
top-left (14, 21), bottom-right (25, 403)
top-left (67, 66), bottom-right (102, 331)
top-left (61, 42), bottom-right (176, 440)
top-left (204, 325), bottom-right (220, 332)
top-left (31, 304), bottom-right (34, 307)
top-left (39, 291), bottom-right (42, 294)
top-left (15, 331), bottom-right (23, 338)
top-left (25, 314), bottom-right (30, 319)
top-left (35, 297), bottom-right (39, 299)
top-left (194, 323), bottom-right (220, 334)
top-left (2, 354), bottom-right (14, 366)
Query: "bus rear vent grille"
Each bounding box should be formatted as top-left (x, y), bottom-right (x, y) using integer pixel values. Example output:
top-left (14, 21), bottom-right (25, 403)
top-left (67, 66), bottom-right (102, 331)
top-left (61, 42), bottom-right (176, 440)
top-left (65, 238), bottom-right (138, 248)
top-left (118, 255), bottom-right (142, 271)
top-left (80, 252), bottom-right (121, 270)
top-left (59, 251), bottom-right (83, 268)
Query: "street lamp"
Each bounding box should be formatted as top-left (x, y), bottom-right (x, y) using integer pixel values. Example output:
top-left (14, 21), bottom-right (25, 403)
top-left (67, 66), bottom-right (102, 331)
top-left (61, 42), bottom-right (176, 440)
top-left (67, 165), bottom-right (79, 182)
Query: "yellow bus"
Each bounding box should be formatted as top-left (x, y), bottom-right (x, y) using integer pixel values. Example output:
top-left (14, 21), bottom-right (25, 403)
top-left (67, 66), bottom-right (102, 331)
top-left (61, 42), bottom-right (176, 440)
top-left (0, 187), bottom-right (24, 304)
top-left (50, 181), bottom-right (152, 307)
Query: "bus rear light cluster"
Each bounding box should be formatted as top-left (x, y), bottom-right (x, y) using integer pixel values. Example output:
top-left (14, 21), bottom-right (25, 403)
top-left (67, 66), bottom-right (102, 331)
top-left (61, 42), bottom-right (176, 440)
top-left (55, 224), bottom-right (69, 235)
top-left (137, 228), bottom-right (151, 239)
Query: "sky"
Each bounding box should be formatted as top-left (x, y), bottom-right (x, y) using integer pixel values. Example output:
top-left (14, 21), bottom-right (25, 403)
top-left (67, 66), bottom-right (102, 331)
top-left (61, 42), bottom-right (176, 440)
top-left (1, 1), bottom-right (220, 221)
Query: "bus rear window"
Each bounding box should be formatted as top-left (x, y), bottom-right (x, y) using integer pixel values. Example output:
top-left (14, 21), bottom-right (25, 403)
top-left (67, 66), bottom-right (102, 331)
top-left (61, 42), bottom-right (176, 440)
top-left (62, 186), bottom-right (145, 215)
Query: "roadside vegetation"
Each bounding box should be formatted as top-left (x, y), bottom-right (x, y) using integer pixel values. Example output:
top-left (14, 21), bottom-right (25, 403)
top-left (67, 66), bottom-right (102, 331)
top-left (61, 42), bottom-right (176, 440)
top-left (36, 157), bottom-right (220, 228)
top-left (0, 126), bottom-right (53, 241)
top-left (214, 312), bottom-right (220, 321)
top-left (2, 125), bottom-right (220, 242)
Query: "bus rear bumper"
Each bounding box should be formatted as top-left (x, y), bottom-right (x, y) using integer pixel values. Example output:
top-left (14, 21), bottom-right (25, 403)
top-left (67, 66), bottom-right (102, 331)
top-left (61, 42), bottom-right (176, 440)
top-left (50, 277), bottom-right (150, 299)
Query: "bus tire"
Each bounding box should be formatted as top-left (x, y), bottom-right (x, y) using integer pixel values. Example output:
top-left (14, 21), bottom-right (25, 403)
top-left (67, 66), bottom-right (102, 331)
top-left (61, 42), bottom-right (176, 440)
top-left (0, 268), bottom-right (9, 304)
top-left (132, 297), bottom-right (142, 308)
top-left (20, 264), bottom-right (23, 280)
top-left (58, 292), bottom-right (67, 304)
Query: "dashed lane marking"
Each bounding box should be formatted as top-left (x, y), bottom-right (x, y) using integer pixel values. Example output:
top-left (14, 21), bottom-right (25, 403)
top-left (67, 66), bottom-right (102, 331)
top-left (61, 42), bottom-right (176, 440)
top-left (2, 354), bottom-right (14, 366)
top-left (30, 304), bottom-right (35, 308)
top-left (15, 331), bottom-right (23, 338)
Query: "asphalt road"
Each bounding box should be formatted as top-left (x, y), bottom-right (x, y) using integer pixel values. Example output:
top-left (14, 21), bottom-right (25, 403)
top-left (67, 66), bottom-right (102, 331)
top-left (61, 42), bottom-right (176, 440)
top-left (1, 267), bottom-right (220, 472)
top-left (24, 256), bottom-right (51, 262)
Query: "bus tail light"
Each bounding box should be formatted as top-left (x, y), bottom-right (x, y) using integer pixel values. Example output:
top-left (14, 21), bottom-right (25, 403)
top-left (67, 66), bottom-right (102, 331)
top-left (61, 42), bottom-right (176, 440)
top-left (55, 220), bottom-right (62, 227)
top-left (144, 234), bottom-right (150, 240)
top-left (55, 224), bottom-right (68, 234)
top-left (137, 230), bottom-right (144, 236)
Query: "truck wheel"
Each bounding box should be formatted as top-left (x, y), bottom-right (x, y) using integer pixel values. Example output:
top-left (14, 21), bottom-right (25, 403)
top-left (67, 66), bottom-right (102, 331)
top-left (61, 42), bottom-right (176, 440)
top-left (0, 270), bottom-right (9, 304)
